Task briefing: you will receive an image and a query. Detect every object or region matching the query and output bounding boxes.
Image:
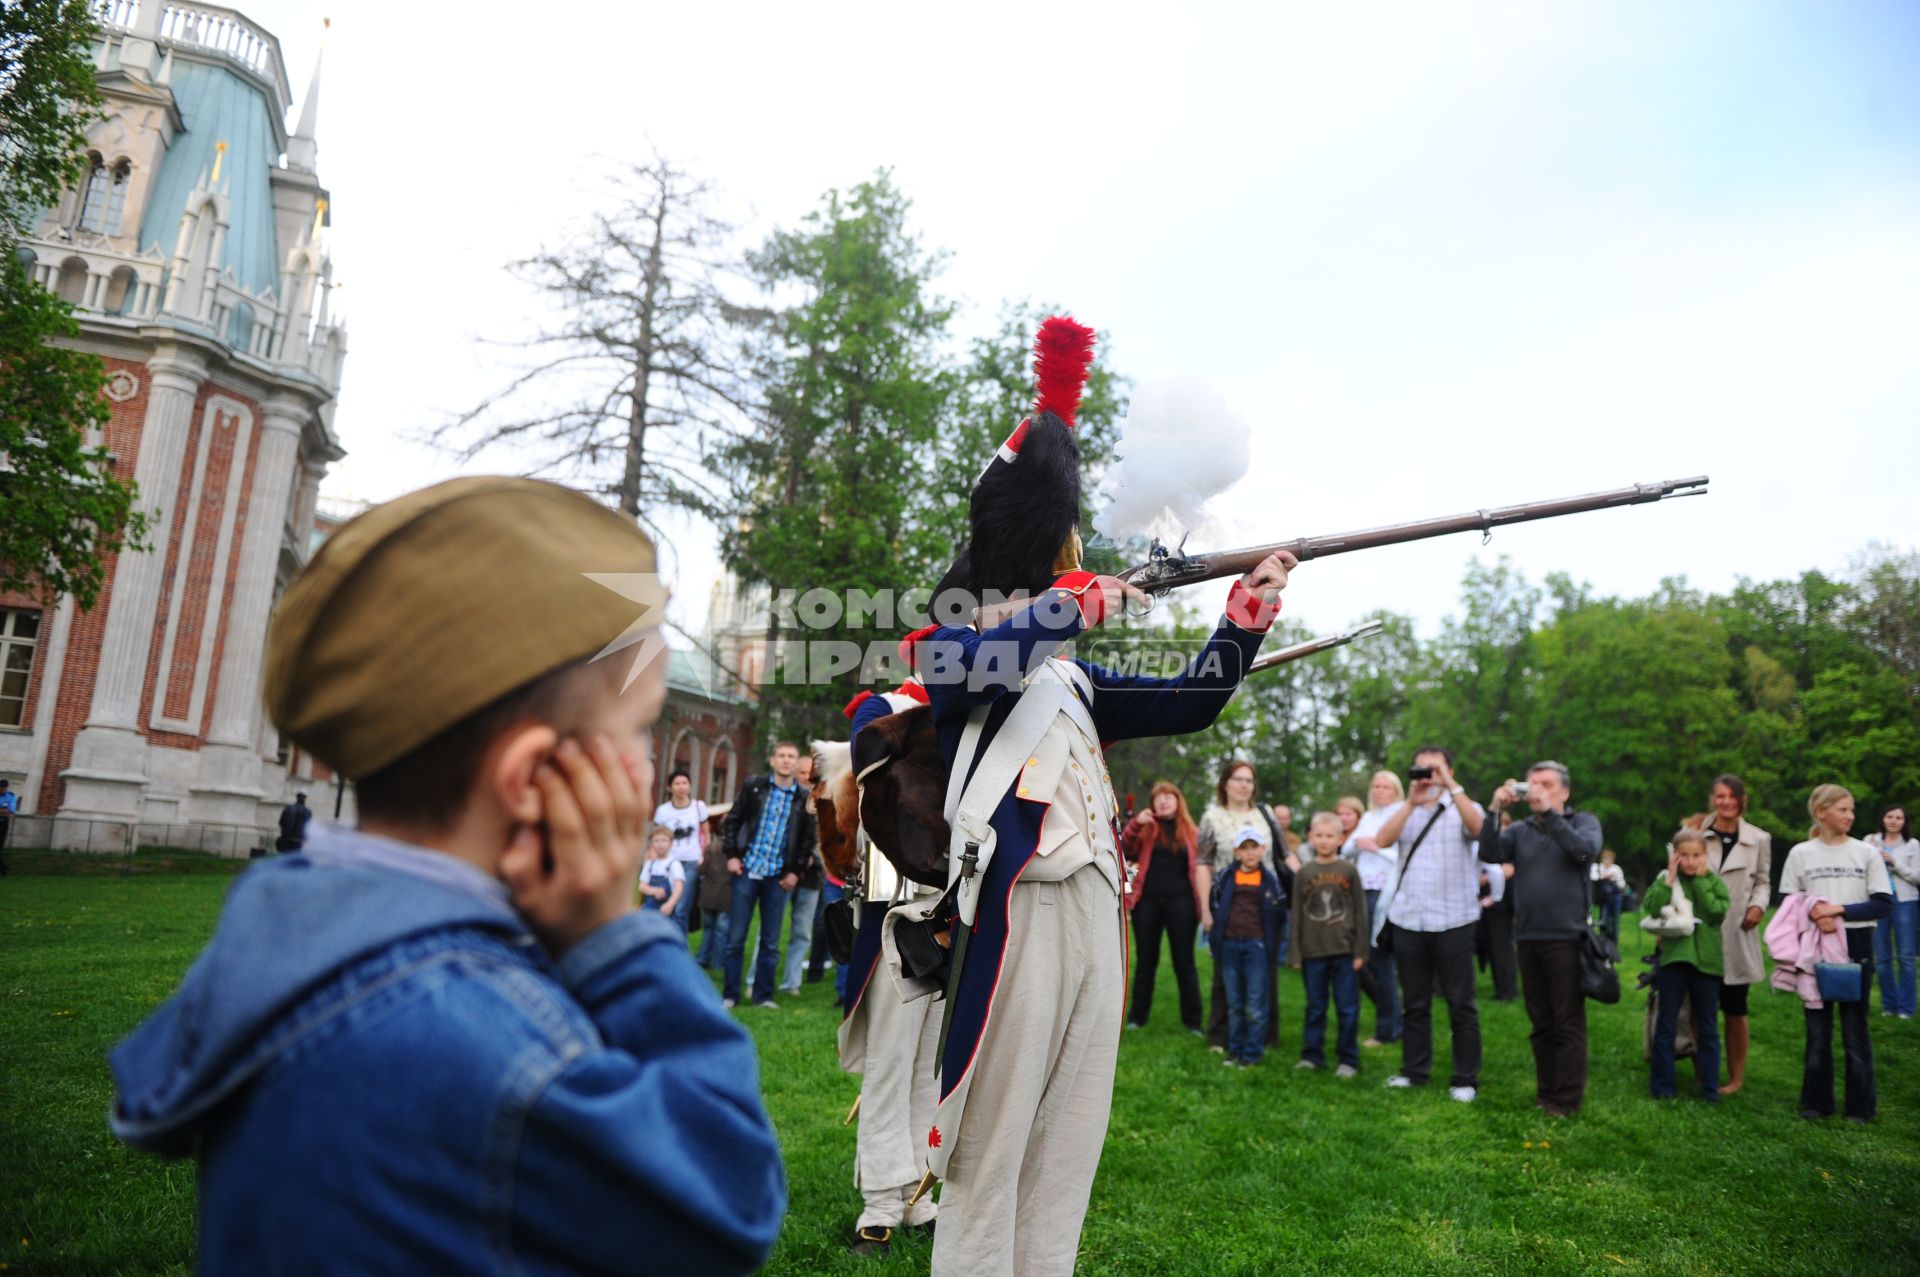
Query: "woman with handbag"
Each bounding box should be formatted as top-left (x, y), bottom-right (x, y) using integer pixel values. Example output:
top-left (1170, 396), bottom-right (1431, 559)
top-left (1778, 784), bottom-right (1893, 1122)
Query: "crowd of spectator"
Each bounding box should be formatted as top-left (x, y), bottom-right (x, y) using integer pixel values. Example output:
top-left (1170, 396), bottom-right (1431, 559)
top-left (1109, 755), bottom-right (1907, 1122)
top-left (670, 738), bottom-right (1909, 1124)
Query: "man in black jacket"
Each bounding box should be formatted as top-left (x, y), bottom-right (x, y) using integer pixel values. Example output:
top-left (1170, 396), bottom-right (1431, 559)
top-left (1479, 761), bottom-right (1603, 1116)
top-left (276, 793), bottom-right (312, 853)
top-left (720, 742), bottom-right (817, 1009)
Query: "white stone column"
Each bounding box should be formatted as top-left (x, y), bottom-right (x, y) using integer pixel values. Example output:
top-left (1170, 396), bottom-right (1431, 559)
top-left (61, 345), bottom-right (208, 821)
top-left (291, 458), bottom-right (326, 560)
top-left (191, 397), bottom-right (305, 826)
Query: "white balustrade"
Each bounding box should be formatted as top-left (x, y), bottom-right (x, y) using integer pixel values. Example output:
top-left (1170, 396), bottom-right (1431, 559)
top-left (93, 1), bottom-right (290, 107)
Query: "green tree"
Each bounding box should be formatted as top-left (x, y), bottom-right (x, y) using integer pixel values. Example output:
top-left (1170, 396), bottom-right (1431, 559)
top-left (0, 0), bottom-right (101, 238)
top-left (0, 1), bottom-right (148, 608)
top-left (714, 172), bottom-right (954, 742)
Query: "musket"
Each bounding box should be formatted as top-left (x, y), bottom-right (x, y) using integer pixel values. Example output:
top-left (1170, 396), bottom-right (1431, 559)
top-left (1247, 620), bottom-right (1385, 674)
top-left (1117, 475), bottom-right (1708, 596)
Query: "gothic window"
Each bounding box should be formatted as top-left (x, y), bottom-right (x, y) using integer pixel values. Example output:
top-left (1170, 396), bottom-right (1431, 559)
top-left (104, 160), bottom-right (131, 235)
top-left (0, 609), bottom-right (42, 729)
top-left (708, 739), bottom-right (737, 807)
top-left (77, 156), bottom-right (109, 232)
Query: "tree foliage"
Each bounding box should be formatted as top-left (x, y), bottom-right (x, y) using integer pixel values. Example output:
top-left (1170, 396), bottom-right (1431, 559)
top-left (0, 0), bottom-right (101, 238)
top-left (0, 1), bottom-right (146, 608)
top-left (711, 172), bottom-right (955, 742)
top-left (1099, 552), bottom-right (1920, 889)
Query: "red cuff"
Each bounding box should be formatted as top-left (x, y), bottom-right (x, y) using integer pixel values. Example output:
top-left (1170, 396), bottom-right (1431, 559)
top-left (1053, 570), bottom-right (1119, 628)
top-left (841, 689), bottom-right (876, 720)
top-left (1224, 579), bottom-right (1281, 633)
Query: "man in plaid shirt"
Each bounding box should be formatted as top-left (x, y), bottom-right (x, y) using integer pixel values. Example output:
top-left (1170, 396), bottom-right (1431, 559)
top-left (720, 742), bottom-right (816, 1009)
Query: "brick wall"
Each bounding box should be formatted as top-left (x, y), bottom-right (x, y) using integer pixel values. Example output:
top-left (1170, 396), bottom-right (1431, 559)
top-left (142, 381), bottom-right (265, 750)
top-left (33, 355), bottom-right (151, 813)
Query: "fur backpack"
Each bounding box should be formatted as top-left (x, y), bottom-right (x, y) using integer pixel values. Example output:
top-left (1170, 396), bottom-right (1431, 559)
top-left (1639, 886), bottom-right (1697, 939)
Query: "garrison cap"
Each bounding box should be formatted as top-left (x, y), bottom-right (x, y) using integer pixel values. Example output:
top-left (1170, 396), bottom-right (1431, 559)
top-left (265, 476), bottom-right (667, 779)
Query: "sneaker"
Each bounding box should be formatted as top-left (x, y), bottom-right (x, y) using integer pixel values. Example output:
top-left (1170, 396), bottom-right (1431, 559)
top-left (1335, 1064), bottom-right (1359, 1079)
top-left (1209, 1044), bottom-right (1227, 1055)
top-left (1385, 1075), bottom-right (1416, 1089)
top-left (1126, 1021), bottom-right (1145, 1031)
top-left (1295, 1059), bottom-right (1319, 1070)
top-left (1238, 1057), bottom-right (1261, 1068)
top-left (755, 999), bottom-right (780, 1011)
top-left (1223, 1055), bottom-right (1242, 1067)
top-left (721, 997), bottom-right (737, 1009)
top-left (778, 986), bottom-right (801, 996)
top-left (1449, 1086), bottom-right (1477, 1104)
top-left (1362, 1037), bottom-right (1384, 1050)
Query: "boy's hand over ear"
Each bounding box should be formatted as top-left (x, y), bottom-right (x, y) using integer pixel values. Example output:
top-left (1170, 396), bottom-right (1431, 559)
top-left (502, 735), bottom-right (647, 956)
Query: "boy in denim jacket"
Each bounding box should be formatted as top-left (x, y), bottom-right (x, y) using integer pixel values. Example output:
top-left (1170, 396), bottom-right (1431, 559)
top-left (108, 478), bottom-right (784, 1275)
top-left (1209, 825), bottom-right (1287, 1065)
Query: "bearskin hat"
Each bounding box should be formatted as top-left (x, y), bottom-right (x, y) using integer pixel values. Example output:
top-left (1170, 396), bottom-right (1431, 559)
top-left (938, 317), bottom-right (1096, 604)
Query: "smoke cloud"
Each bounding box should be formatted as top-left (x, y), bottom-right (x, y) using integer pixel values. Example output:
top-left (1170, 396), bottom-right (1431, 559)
top-left (1092, 379), bottom-right (1253, 544)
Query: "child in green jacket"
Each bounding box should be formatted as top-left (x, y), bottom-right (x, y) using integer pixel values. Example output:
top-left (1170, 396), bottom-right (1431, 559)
top-left (1643, 828), bottom-right (1731, 1101)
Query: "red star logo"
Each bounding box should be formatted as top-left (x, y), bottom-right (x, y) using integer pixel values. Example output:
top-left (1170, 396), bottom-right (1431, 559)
top-left (928, 1126), bottom-right (942, 1149)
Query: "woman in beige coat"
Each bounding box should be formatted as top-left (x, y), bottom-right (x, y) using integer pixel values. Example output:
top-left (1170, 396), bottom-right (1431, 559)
top-left (1703, 773), bottom-right (1772, 1094)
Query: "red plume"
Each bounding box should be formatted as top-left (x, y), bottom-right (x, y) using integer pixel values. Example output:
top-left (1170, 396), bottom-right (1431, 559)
top-left (1031, 316), bottom-right (1096, 429)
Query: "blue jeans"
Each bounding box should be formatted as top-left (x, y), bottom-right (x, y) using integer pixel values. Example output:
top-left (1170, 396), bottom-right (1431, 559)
top-left (1873, 899), bottom-right (1917, 1016)
top-left (696, 908), bottom-right (730, 967)
top-left (780, 884), bottom-right (820, 991)
top-left (1302, 955), bottom-right (1361, 1068)
top-left (1650, 960), bottom-right (1721, 1099)
top-left (1598, 893), bottom-right (1623, 946)
top-left (723, 876), bottom-right (790, 1003)
top-left (1219, 937), bottom-right (1269, 1063)
top-left (1363, 888), bottom-right (1400, 1042)
top-left (671, 865), bottom-right (698, 934)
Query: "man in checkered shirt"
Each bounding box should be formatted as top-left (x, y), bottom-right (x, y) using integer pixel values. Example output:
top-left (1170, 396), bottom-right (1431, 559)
top-left (1368, 745), bottom-right (1489, 1102)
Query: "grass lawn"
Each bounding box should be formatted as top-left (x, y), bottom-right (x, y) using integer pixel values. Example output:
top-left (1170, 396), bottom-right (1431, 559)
top-left (4, 868), bottom-right (1917, 1276)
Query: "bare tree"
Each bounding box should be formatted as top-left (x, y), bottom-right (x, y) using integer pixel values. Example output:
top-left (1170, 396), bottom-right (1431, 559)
top-left (438, 155), bottom-right (753, 526)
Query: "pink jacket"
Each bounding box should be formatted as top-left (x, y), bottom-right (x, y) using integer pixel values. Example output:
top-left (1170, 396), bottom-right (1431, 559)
top-left (1765, 892), bottom-right (1850, 1008)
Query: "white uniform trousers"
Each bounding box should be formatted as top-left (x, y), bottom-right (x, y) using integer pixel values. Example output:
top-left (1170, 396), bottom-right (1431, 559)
top-left (930, 864), bottom-right (1124, 1277)
top-left (855, 966), bottom-right (942, 1228)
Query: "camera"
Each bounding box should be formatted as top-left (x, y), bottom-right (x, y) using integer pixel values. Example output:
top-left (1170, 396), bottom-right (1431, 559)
top-left (1508, 782), bottom-right (1531, 802)
top-left (1409, 766), bottom-right (1434, 781)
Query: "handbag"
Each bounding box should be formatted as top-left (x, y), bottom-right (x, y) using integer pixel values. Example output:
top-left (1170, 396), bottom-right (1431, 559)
top-left (1815, 961), bottom-right (1864, 1003)
top-left (1580, 925), bottom-right (1621, 1003)
top-left (1375, 805), bottom-right (1446, 958)
top-left (823, 896), bottom-right (858, 965)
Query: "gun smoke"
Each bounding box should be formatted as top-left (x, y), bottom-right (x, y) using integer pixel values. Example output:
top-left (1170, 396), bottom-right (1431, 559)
top-left (1092, 379), bottom-right (1253, 545)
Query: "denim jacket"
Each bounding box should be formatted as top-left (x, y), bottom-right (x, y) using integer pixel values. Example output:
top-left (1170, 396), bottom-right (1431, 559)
top-left (1209, 864), bottom-right (1285, 954)
top-left (108, 824), bottom-right (785, 1275)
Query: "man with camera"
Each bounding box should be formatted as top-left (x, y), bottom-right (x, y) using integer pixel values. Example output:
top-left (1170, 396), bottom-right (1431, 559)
top-left (1370, 746), bottom-right (1488, 1102)
top-left (1479, 762), bottom-right (1603, 1116)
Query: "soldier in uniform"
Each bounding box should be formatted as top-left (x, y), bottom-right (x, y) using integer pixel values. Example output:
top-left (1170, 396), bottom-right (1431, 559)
top-left (814, 677), bottom-right (944, 1256)
top-left (896, 318), bottom-right (1295, 1276)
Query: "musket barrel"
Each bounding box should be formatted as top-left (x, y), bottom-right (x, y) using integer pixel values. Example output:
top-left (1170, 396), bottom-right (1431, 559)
top-left (1247, 620), bottom-right (1385, 673)
top-left (1125, 475), bottom-right (1706, 589)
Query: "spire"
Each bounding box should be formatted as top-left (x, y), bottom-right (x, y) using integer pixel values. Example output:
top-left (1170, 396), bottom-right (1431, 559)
top-left (287, 19), bottom-right (329, 173)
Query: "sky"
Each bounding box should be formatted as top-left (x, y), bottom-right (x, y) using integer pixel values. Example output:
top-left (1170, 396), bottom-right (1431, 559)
top-left (243, 0), bottom-right (1918, 640)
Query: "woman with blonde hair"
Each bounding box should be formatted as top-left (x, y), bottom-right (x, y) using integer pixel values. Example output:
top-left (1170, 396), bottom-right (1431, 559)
top-left (1122, 780), bottom-right (1208, 1033)
top-left (1777, 784), bottom-right (1892, 1120)
top-left (1342, 771), bottom-right (1406, 1047)
top-left (1200, 759), bottom-right (1290, 1052)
